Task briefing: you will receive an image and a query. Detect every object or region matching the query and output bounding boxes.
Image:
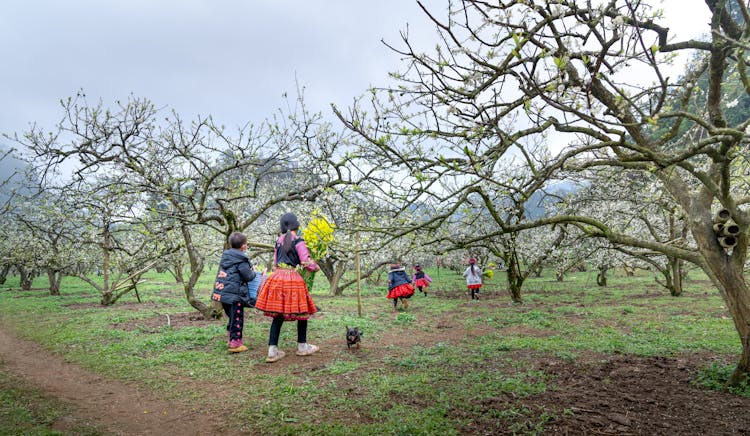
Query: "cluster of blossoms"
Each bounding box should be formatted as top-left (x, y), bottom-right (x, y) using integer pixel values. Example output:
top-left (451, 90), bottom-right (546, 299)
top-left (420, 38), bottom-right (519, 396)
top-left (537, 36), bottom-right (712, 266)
top-left (302, 212), bottom-right (335, 260)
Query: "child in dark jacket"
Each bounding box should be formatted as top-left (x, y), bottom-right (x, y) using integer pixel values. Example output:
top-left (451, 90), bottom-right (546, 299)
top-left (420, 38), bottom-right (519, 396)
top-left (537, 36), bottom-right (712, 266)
top-left (413, 264), bottom-right (432, 297)
top-left (212, 232), bottom-right (256, 353)
top-left (387, 263), bottom-right (415, 310)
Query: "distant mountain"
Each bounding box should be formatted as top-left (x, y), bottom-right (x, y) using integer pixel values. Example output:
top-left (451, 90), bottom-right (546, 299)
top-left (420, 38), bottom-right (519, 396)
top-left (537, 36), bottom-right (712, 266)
top-left (0, 145), bottom-right (33, 204)
top-left (525, 180), bottom-right (582, 219)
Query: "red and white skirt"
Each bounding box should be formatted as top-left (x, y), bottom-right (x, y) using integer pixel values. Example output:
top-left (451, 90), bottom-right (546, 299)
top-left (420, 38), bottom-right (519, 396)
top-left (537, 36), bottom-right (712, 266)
top-left (255, 268), bottom-right (317, 321)
top-left (467, 284), bottom-right (482, 290)
top-left (387, 283), bottom-right (415, 299)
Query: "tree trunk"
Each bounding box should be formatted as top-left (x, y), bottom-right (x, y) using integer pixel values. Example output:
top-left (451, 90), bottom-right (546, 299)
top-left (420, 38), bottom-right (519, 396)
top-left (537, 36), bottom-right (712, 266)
top-left (623, 265), bottom-right (636, 277)
top-left (47, 269), bottom-right (63, 296)
top-left (657, 266), bottom-right (676, 296)
top-left (18, 266), bottom-right (33, 291)
top-left (330, 267), bottom-right (347, 296)
top-left (505, 254), bottom-right (524, 304)
top-left (709, 268), bottom-right (750, 387)
top-left (0, 265), bottom-right (10, 284)
top-left (692, 220), bottom-right (750, 387)
top-left (100, 291), bottom-right (115, 305)
top-left (99, 233), bottom-right (115, 304)
top-left (533, 265), bottom-right (543, 278)
top-left (169, 260), bottom-right (185, 284)
top-left (596, 266), bottom-right (608, 287)
top-left (181, 224), bottom-right (220, 319)
top-left (669, 257), bottom-right (684, 297)
top-left (555, 269), bottom-right (565, 282)
top-left (318, 257), bottom-right (349, 296)
top-left (102, 232), bottom-right (111, 299)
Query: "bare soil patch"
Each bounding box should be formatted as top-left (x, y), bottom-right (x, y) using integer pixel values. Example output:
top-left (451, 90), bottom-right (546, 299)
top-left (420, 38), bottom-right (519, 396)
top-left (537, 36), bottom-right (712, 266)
top-left (515, 353), bottom-right (750, 436)
top-left (111, 310), bottom-right (209, 331)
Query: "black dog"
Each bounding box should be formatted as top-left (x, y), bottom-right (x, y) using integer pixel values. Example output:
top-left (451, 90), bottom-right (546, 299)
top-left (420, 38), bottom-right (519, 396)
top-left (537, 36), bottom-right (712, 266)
top-left (346, 326), bottom-right (362, 350)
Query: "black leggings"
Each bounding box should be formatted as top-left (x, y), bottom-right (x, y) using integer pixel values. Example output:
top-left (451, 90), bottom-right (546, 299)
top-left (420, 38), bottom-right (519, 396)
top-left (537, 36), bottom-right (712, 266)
top-left (268, 315), bottom-right (307, 346)
top-left (222, 301), bottom-right (244, 341)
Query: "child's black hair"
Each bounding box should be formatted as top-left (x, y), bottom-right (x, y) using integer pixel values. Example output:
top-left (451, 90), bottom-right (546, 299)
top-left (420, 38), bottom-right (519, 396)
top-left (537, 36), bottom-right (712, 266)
top-left (229, 232), bottom-right (247, 249)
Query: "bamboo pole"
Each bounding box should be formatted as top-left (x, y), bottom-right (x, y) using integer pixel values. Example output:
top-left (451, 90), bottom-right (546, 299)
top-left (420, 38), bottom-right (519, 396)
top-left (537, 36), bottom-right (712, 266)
top-left (356, 226), bottom-right (362, 317)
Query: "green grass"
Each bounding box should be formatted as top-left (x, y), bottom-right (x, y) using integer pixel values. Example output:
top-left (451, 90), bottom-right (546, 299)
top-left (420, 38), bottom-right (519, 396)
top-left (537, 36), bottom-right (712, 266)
top-left (0, 266), bottom-right (746, 434)
top-left (693, 362), bottom-right (750, 397)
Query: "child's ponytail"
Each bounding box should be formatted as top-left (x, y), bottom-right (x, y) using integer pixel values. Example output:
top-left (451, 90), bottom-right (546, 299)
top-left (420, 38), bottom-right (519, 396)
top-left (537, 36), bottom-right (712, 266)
top-left (282, 230), bottom-right (293, 254)
top-left (279, 212), bottom-right (300, 254)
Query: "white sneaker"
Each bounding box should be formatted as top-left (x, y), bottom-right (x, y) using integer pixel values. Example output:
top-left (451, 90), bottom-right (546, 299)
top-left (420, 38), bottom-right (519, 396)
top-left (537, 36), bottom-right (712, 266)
top-left (296, 343), bottom-right (319, 356)
top-left (266, 347), bottom-right (286, 363)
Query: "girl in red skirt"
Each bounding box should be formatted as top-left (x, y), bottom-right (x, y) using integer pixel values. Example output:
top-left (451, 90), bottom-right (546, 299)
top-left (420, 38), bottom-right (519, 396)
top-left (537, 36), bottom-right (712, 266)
top-left (463, 258), bottom-right (483, 300)
top-left (255, 213), bottom-right (319, 362)
top-left (413, 264), bottom-right (432, 297)
top-left (387, 263), bottom-right (415, 310)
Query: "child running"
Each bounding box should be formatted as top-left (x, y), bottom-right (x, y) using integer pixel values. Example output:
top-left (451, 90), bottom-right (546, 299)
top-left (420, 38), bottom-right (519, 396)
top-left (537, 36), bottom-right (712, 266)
top-left (387, 263), bottom-right (415, 310)
top-left (463, 258), bottom-right (483, 300)
top-left (413, 264), bottom-right (432, 297)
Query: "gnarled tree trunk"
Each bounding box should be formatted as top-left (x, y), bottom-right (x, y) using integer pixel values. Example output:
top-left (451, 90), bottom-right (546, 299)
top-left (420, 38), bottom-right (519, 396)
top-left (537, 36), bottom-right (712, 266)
top-left (667, 257), bottom-right (684, 297)
top-left (318, 257), bottom-right (349, 296)
top-left (692, 216), bottom-right (749, 387)
top-left (180, 224), bottom-right (220, 319)
top-left (169, 259), bottom-right (185, 285)
top-left (0, 265), bottom-right (10, 285)
top-left (706, 265), bottom-right (750, 387)
top-left (596, 266), bottom-right (608, 287)
top-left (18, 265), bottom-right (34, 291)
top-left (505, 252), bottom-right (524, 304)
top-left (47, 269), bottom-right (63, 296)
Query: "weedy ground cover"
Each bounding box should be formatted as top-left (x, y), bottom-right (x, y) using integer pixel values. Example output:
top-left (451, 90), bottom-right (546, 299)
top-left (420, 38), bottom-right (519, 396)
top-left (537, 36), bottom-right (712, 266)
top-left (0, 266), bottom-right (745, 434)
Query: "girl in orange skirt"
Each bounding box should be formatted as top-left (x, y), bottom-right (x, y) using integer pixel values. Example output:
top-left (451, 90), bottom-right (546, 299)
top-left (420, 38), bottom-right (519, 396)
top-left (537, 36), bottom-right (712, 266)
top-left (387, 263), bottom-right (415, 310)
top-left (255, 212), bottom-right (319, 362)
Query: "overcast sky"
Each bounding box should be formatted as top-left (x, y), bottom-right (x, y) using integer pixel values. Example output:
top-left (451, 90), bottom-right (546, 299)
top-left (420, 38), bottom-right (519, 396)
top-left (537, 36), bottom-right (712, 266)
top-left (1, 0), bottom-right (709, 149)
top-left (1, 1), bottom-right (438, 142)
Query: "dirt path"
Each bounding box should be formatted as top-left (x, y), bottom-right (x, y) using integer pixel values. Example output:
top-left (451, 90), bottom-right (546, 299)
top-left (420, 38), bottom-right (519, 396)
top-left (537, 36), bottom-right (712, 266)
top-left (0, 324), bottom-right (225, 435)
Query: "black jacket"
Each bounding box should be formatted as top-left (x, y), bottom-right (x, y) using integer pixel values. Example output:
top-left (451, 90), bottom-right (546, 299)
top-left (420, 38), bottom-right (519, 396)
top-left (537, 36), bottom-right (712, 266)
top-left (388, 268), bottom-right (412, 290)
top-left (275, 238), bottom-right (302, 267)
top-left (214, 249), bottom-right (256, 306)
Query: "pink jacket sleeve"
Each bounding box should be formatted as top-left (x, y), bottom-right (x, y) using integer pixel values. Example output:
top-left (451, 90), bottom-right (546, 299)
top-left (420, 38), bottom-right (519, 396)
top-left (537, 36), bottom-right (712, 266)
top-left (295, 240), bottom-right (319, 271)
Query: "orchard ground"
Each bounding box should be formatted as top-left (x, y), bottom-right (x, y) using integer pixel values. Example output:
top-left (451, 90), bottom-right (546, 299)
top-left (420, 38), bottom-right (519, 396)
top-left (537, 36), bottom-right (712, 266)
top-left (1, 267), bottom-right (750, 435)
